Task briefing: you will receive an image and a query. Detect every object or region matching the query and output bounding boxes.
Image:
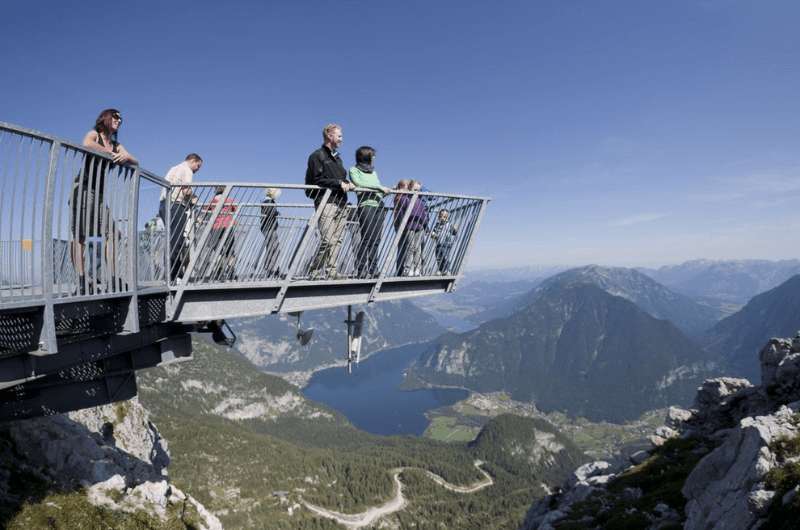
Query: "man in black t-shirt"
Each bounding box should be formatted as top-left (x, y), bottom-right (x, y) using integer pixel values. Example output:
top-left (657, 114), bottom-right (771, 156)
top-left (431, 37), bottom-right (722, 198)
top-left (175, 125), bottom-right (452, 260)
top-left (305, 123), bottom-right (354, 279)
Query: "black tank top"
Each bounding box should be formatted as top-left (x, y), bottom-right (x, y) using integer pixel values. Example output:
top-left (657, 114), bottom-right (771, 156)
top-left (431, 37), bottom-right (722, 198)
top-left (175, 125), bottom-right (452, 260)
top-left (80, 132), bottom-right (119, 190)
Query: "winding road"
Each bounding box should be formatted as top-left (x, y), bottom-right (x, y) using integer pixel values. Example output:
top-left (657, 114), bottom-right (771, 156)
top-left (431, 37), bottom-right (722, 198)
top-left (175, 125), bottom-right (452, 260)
top-left (301, 460), bottom-right (493, 528)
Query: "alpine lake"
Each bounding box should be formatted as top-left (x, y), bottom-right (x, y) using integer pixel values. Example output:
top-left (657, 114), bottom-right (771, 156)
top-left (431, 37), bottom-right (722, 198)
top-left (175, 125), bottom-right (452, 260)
top-left (303, 342), bottom-right (469, 436)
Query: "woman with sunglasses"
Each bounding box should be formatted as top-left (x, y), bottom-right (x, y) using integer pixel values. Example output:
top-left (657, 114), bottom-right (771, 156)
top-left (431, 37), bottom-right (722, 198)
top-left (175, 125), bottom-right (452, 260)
top-left (70, 109), bottom-right (137, 294)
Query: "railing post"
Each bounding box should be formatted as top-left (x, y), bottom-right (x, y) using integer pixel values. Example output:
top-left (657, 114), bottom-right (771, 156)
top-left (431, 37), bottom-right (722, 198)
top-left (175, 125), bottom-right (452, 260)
top-left (449, 199), bottom-right (489, 291)
top-left (164, 182), bottom-right (172, 285)
top-left (167, 185), bottom-right (232, 319)
top-left (271, 188), bottom-right (331, 313)
top-left (368, 192), bottom-right (418, 303)
top-left (37, 140), bottom-right (59, 355)
top-left (123, 167), bottom-right (140, 333)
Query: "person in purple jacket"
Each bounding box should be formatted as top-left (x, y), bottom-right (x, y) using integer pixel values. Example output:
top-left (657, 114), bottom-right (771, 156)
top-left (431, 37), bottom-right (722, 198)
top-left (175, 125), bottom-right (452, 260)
top-left (393, 180), bottom-right (410, 276)
top-left (400, 179), bottom-right (428, 276)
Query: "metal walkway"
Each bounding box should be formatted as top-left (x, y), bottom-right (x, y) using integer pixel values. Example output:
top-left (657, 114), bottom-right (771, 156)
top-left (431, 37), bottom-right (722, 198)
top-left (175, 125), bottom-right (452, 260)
top-left (0, 122), bottom-right (489, 420)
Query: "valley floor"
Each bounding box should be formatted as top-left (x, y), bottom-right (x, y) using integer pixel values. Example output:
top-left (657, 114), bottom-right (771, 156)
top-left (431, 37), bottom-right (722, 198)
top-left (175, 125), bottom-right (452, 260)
top-left (424, 392), bottom-right (665, 459)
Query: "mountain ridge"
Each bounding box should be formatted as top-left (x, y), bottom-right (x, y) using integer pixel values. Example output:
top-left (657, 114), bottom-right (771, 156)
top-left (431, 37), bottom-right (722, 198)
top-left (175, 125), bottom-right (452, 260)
top-left (640, 258), bottom-right (800, 305)
top-left (413, 280), bottom-right (713, 422)
top-left (531, 265), bottom-right (724, 336)
top-left (703, 273), bottom-right (800, 381)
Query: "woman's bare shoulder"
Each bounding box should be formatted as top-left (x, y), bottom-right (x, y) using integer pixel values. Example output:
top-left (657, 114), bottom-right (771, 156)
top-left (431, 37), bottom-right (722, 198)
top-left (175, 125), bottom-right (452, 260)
top-left (82, 130), bottom-right (99, 145)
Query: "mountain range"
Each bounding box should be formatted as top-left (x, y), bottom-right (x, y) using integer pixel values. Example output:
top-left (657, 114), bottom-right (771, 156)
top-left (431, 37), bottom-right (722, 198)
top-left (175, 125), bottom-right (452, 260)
top-left (7, 260), bottom-right (800, 527)
top-left (640, 259), bottom-right (800, 305)
top-left (412, 267), bottom-right (715, 422)
top-left (532, 265), bottom-right (723, 337)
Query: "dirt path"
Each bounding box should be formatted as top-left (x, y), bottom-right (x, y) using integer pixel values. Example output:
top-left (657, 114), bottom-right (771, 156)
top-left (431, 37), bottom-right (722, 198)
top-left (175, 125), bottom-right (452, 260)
top-left (420, 459), bottom-right (493, 493)
top-left (301, 460), bottom-right (493, 528)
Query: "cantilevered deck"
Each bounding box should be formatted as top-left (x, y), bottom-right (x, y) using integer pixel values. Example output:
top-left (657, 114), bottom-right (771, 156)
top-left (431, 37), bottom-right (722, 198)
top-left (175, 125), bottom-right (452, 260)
top-left (0, 122), bottom-right (489, 420)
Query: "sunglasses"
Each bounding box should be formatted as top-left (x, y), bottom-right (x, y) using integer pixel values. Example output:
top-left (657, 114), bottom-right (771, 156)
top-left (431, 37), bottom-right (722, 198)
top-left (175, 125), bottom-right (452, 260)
top-left (112, 113), bottom-right (123, 122)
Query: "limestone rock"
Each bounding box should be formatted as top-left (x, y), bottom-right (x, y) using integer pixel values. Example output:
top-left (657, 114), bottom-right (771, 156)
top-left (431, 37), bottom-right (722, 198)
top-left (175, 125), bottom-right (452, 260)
top-left (688, 377), bottom-right (769, 437)
top-left (693, 377), bottom-right (753, 412)
top-left (524, 335), bottom-right (800, 530)
top-left (649, 426), bottom-right (679, 449)
top-left (586, 474), bottom-right (613, 486)
top-left (760, 338), bottom-right (791, 388)
top-left (748, 487), bottom-right (775, 514)
top-left (5, 398), bottom-right (167, 488)
top-left (758, 337), bottom-right (800, 405)
top-left (769, 354), bottom-right (800, 403)
top-left (569, 460), bottom-right (611, 486)
top-left (682, 404), bottom-right (799, 530)
top-left (69, 398), bottom-right (170, 474)
top-left (654, 426), bottom-right (678, 440)
top-left (0, 399), bottom-right (221, 529)
top-left (665, 406), bottom-right (693, 429)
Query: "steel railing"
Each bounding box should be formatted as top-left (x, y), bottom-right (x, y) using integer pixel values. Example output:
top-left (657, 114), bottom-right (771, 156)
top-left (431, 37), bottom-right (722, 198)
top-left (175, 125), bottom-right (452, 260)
top-left (0, 121), bottom-right (490, 316)
top-left (163, 184), bottom-right (487, 286)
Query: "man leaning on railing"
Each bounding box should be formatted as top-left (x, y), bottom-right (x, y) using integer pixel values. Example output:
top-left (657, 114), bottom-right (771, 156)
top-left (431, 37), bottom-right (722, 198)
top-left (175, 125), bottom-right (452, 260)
top-left (161, 153), bottom-right (203, 282)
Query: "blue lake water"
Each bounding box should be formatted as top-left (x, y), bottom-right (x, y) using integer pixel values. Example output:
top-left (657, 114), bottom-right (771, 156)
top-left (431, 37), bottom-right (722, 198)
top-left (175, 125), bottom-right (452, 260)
top-left (303, 343), bottom-right (469, 436)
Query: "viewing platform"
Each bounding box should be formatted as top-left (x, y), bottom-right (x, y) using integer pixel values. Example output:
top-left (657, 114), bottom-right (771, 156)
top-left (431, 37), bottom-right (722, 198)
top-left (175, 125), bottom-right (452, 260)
top-left (0, 122), bottom-right (489, 420)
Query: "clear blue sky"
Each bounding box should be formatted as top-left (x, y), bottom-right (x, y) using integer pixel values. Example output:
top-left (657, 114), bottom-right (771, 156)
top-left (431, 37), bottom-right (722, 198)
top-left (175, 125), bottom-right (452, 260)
top-left (2, 1), bottom-right (799, 268)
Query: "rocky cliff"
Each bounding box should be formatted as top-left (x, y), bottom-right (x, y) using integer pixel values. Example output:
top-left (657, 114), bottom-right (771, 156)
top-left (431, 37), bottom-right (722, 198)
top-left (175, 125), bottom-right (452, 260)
top-left (0, 398), bottom-right (221, 529)
top-left (523, 334), bottom-right (800, 530)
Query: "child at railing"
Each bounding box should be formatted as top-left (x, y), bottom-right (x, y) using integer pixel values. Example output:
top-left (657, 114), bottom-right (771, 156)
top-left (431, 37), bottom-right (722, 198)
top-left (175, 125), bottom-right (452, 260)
top-left (431, 209), bottom-right (458, 275)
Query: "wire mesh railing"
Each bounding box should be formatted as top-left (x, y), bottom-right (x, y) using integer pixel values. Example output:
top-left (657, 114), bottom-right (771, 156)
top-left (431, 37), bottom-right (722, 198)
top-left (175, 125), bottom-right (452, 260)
top-left (0, 121), bottom-right (489, 313)
top-left (0, 127), bottom-right (50, 301)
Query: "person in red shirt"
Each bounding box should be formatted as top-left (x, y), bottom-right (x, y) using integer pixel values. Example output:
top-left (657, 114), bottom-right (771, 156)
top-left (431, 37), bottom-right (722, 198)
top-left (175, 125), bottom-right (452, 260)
top-left (205, 186), bottom-right (237, 280)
